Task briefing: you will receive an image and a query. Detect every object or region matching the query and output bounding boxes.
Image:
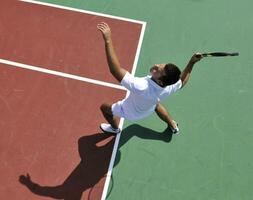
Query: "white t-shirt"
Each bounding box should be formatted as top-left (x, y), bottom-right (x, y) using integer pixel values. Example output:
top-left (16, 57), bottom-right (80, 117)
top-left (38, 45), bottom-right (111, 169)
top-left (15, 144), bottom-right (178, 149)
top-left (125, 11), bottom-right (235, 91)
top-left (112, 72), bottom-right (182, 120)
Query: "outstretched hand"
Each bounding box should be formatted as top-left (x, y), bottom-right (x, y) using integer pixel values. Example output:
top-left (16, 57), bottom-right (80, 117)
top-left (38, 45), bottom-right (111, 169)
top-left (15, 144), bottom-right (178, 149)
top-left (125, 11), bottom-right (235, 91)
top-left (190, 52), bottom-right (203, 64)
top-left (19, 173), bottom-right (37, 191)
top-left (19, 173), bottom-right (31, 185)
top-left (97, 22), bottom-right (112, 43)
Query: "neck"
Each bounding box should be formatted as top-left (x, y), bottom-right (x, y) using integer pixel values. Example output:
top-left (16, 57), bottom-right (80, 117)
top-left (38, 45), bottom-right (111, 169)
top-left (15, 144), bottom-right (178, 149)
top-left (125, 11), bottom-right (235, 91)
top-left (151, 77), bottom-right (164, 87)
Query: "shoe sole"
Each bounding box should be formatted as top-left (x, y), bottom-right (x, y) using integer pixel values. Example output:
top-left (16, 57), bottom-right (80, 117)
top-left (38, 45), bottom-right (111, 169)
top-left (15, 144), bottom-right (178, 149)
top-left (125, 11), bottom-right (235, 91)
top-left (99, 125), bottom-right (120, 134)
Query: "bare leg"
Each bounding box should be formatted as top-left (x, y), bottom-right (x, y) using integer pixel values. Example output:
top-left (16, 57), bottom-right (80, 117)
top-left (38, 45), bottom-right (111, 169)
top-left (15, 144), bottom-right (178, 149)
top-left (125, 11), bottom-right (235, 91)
top-left (155, 103), bottom-right (177, 129)
top-left (100, 103), bottom-right (118, 129)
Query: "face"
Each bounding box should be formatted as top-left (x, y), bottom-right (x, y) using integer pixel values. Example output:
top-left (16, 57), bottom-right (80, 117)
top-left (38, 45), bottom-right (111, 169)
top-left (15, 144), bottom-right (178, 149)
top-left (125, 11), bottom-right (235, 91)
top-left (150, 63), bottom-right (166, 81)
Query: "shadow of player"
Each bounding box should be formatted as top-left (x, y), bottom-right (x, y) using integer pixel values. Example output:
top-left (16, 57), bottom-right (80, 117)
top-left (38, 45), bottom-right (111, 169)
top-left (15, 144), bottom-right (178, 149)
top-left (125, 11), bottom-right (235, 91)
top-left (19, 124), bottom-right (174, 200)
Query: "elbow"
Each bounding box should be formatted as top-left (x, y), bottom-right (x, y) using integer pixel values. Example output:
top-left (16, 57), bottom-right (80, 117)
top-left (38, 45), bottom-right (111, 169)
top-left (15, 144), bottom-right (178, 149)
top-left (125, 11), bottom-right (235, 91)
top-left (180, 78), bottom-right (187, 88)
top-left (109, 68), bottom-right (117, 77)
top-left (110, 68), bottom-right (126, 83)
top-left (181, 82), bottom-right (186, 88)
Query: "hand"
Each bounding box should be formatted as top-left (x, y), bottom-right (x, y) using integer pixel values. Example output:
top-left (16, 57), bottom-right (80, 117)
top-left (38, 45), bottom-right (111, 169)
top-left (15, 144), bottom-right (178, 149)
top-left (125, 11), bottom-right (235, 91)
top-left (97, 22), bottom-right (112, 43)
top-left (19, 173), bottom-right (32, 185)
top-left (190, 52), bottom-right (203, 64)
top-left (19, 173), bottom-right (37, 191)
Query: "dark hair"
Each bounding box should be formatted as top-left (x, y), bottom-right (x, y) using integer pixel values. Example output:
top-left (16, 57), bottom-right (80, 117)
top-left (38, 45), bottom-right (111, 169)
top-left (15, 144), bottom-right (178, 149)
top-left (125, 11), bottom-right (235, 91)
top-left (160, 63), bottom-right (181, 86)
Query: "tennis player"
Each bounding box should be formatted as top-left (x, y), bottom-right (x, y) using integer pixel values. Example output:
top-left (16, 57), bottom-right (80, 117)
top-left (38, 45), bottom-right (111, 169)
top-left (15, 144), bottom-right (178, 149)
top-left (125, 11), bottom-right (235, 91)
top-left (97, 22), bottom-right (203, 134)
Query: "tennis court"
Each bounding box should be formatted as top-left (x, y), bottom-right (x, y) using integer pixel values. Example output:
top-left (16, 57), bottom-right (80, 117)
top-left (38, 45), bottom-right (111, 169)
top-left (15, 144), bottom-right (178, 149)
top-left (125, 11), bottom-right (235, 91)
top-left (0, 0), bottom-right (252, 199)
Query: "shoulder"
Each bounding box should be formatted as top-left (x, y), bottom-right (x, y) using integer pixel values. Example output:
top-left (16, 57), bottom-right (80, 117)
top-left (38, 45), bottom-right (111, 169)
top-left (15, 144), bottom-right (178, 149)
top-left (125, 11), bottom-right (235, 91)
top-left (121, 72), bottom-right (148, 92)
top-left (164, 79), bottom-right (182, 93)
top-left (173, 79), bottom-right (183, 90)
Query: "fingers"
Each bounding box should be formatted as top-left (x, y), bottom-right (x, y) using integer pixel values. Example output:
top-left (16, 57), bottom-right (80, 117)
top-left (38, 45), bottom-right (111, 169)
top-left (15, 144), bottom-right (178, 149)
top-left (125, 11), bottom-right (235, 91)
top-left (195, 52), bottom-right (203, 58)
top-left (97, 22), bottom-right (110, 32)
top-left (97, 22), bottom-right (112, 42)
top-left (194, 53), bottom-right (204, 63)
top-left (190, 52), bottom-right (203, 64)
top-left (26, 173), bottom-right (31, 180)
top-left (19, 174), bottom-right (30, 184)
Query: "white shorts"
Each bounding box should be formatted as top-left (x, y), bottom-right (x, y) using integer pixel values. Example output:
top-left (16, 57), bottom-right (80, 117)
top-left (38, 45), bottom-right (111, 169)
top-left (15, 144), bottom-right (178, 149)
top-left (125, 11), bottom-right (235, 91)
top-left (112, 100), bottom-right (125, 118)
top-left (112, 99), bottom-right (155, 121)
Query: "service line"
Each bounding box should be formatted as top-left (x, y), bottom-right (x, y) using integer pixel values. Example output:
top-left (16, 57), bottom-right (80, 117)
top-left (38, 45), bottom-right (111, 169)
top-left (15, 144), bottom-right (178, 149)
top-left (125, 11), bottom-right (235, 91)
top-left (0, 59), bottom-right (126, 91)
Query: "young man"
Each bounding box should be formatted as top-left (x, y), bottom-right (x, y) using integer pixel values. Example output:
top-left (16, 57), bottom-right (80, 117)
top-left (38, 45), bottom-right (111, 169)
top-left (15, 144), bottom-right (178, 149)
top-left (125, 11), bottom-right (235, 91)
top-left (97, 22), bottom-right (203, 134)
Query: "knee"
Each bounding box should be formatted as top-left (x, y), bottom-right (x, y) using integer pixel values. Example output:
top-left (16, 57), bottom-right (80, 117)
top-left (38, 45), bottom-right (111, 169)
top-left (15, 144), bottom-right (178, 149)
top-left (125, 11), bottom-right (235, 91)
top-left (100, 103), bottom-right (111, 114)
top-left (100, 103), bottom-right (106, 112)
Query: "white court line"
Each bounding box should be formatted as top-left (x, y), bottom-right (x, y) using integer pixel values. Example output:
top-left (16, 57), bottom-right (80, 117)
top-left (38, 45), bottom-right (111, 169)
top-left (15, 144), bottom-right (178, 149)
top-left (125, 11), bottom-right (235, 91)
top-left (20, 0), bottom-right (145, 25)
top-left (101, 15), bottom-right (146, 200)
top-left (17, 1), bottom-right (147, 199)
top-left (0, 59), bottom-right (126, 91)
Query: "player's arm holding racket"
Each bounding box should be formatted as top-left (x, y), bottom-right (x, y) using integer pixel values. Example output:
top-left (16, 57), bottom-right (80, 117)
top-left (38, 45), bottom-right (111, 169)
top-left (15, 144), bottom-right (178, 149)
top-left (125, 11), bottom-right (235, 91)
top-left (180, 53), bottom-right (203, 88)
top-left (97, 22), bottom-right (127, 83)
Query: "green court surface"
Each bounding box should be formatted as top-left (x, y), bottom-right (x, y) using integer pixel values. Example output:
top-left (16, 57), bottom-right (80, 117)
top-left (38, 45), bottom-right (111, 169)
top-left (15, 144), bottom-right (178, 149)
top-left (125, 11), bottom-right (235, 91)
top-left (38, 0), bottom-right (253, 199)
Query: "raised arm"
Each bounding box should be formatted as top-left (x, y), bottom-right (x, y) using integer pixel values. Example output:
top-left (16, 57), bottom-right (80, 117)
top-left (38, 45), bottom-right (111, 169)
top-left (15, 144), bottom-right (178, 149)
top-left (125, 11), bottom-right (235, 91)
top-left (180, 53), bottom-right (203, 88)
top-left (97, 22), bottom-right (127, 83)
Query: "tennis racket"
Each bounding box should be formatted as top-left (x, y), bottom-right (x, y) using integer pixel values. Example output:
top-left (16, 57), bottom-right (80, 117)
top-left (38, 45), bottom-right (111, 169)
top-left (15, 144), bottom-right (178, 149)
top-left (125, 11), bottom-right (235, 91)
top-left (201, 52), bottom-right (239, 57)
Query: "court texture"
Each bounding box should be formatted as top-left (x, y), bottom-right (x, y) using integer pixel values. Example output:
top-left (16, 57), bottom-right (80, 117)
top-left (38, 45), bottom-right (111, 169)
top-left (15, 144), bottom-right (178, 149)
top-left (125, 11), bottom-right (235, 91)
top-left (0, 0), bottom-right (252, 200)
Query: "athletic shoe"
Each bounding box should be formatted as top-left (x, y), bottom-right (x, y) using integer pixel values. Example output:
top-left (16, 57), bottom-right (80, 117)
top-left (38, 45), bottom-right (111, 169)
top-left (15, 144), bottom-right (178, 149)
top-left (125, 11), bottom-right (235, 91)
top-left (170, 120), bottom-right (180, 134)
top-left (100, 123), bottom-right (121, 134)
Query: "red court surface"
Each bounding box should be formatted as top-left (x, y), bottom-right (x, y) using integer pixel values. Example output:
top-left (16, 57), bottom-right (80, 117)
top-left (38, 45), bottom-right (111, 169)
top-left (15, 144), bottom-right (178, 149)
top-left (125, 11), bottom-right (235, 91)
top-left (0, 1), bottom-right (143, 199)
top-left (0, 0), bottom-right (142, 83)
